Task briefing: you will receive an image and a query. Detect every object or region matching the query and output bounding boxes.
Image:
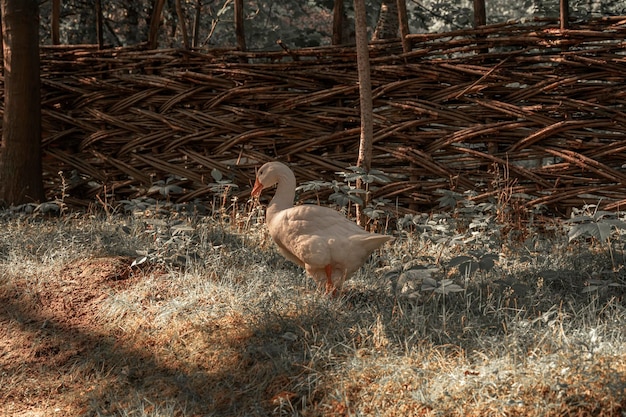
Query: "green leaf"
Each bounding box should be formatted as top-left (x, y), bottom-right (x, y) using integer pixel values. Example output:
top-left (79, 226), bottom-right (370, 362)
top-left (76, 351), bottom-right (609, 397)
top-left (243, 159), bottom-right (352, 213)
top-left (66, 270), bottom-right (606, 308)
top-left (597, 222), bottom-right (611, 242)
top-left (460, 261), bottom-right (480, 275)
top-left (437, 195), bottom-right (459, 209)
top-left (421, 277), bottom-right (438, 291)
top-left (448, 256), bottom-right (473, 267)
top-left (565, 215), bottom-right (594, 223)
top-left (164, 184), bottom-right (183, 195)
top-left (347, 194), bottom-right (364, 206)
top-left (603, 219), bottom-right (626, 230)
top-left (435, 283), bottom-right (464, 294)
top-left (568, 223), bottom-right (599, 241)
top-left (478, 254), bottom-right (499, 271)
top-left (211, 168), bottom-right (223, 182)
top-left (401, 268), bottom-right (438, 281)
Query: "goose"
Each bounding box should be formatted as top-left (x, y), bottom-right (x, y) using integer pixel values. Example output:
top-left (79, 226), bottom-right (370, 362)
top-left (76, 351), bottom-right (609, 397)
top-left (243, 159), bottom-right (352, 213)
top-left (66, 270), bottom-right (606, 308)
top-left (251, 161), bottom-right (393, 295)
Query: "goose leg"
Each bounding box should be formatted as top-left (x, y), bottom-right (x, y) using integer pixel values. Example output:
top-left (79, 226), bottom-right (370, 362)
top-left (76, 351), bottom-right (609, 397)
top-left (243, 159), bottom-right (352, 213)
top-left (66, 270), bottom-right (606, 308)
top-left (324, 264), bottom-right (337, 296)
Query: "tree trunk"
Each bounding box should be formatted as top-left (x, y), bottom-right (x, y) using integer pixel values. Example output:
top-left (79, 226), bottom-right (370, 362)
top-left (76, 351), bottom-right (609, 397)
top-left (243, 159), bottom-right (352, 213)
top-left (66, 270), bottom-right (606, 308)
top-left (148, 0), bottom-right (166, 49)
top-left (473, 0), bottom-right (488, 54)
top-left (332, 0), bottom-right (344, 45)
top-left (353, 0), bottom-right (374, 226)
top-left (192, 0), bottom-right (201, 48)
top-left (175, 0), bottom-right (189, 49)
top-left (51, 0), bottom-right (60, 45)
top-left (95, 0), bottom-right (103, 48)
top-left (234, 0), bottom-right (246, 52)
top-left (560, 0), bottom-right (569, 29)
top-left (0, 0), bottom-right (44, 205)
top-left (473, 0), bottom-right (486, 27)
top-left (397, 0), bottom-right (410, 53)
top-left (372, 0), bottom-right (398, 40)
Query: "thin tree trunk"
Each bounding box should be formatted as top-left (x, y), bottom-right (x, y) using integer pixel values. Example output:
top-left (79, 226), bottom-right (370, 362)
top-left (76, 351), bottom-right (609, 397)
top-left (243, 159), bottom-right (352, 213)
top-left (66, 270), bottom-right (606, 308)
top-left (560, 0), bottom-right (569, 29)
top-left (175, 0), bottom-right (189, 49)
top-left (192, 0), bottom-right (201, 48)
top-left (473, 0), bottom-right (488, 54)
top-left (234, 0), bottom-right (245, 50)
top-left (148, 0), bottom-right (166, 49)
top-left (372, 0), bottom-right (398, 40)
top-left (95, 0), bottom-right (103, 48)
top-left (397, 0), bottom-right (410, 53)
top-left (353, 0), bottom-right (374, 226)
top-left (0, 0), bottom-right (44, 205)
top-left (51, 0), bottom-right (60, 45)
top-left (332, 0), bottom-right (344, 45)
top-left (473, 0), bottom-right (486, 27)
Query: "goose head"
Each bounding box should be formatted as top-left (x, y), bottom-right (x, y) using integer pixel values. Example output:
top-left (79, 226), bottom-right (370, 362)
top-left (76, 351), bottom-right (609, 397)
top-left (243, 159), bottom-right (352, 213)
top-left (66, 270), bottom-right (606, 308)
top-left (251, 161), bottom-right (293, 197)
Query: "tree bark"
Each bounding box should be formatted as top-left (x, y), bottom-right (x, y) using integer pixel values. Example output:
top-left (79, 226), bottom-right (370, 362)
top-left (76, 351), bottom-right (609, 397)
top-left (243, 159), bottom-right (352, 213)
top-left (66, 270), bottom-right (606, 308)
top-left (353, 0), bottom-right (374, 225)
top-left (0, 0), bottom-right (44, 205)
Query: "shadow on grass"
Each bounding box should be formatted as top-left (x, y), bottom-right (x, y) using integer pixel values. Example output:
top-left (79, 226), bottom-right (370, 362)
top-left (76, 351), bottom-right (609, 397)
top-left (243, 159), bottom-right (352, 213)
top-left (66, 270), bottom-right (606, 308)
top-left (0, 268), bottom-right (317, 416)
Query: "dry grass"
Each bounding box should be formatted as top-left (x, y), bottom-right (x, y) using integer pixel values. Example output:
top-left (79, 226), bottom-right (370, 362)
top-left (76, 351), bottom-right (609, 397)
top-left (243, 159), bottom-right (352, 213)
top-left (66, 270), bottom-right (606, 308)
top-left (0, 203), bottom-right (625, 416)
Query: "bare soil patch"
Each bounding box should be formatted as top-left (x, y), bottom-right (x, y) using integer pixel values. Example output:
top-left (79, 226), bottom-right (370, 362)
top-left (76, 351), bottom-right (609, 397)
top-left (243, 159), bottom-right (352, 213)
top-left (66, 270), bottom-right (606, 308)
top-left (2, 257), bottom-right (139, 414)
top-left (1, 256), bottom-right (311, 415)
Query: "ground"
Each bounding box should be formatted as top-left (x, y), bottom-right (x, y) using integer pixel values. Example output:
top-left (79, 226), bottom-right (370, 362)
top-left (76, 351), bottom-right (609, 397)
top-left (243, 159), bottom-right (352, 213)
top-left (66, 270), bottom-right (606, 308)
top-left (1, 214), bottom-right (625, 416)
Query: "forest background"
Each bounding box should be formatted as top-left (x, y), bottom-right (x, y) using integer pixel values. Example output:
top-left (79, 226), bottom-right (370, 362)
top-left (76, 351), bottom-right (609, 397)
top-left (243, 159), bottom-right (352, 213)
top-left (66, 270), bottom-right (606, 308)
top-left (40, 0), bottom-right (623, 50)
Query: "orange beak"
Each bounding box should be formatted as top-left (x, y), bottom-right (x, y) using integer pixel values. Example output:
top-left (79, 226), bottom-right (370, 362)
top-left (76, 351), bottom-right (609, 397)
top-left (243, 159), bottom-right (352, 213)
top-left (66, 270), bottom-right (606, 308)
top-left (251, 178), bottom-right (264, 197)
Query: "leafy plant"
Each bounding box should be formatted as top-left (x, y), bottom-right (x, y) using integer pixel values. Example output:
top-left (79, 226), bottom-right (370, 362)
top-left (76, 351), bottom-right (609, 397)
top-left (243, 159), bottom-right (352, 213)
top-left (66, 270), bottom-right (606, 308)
top-left (391, 264), bottom-right (441, 299)
top-left (565, 204), bottom-right (626, 269)
top-left (336, 166), bottom-right (391, 186)
top-left (207, 168), bottom-right (238, 194)
top-left (297, 167), bottom-right (394, 221)
top-left (148, 176), bottom-right (184, 198)
top-left (447, 252), bottom-right (499, 277)
top-left (565, 204), bottom-right (626, 244)
top-left (119, 197), bottom-right (160, 214)
top-left (329, 181), bottom-right (366, 207)
top-left (362, 197), bottom-right (392, 220)
top-left (207, 168), bottom-right (239, 213)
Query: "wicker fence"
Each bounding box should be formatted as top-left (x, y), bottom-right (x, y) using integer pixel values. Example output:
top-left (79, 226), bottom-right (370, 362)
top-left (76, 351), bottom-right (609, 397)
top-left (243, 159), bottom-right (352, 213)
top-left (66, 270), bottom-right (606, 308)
top-left (16, 17), bottom-right (626, 215)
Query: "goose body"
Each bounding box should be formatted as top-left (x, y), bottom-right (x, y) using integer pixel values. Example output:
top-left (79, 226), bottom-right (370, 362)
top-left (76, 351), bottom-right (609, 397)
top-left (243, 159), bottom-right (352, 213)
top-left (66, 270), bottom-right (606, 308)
top-left (252, 161), bottom-right (393, 294)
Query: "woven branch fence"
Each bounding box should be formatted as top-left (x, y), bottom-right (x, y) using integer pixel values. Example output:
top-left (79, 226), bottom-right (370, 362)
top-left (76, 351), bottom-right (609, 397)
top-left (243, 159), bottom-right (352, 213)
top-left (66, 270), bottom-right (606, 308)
top-left (11, 17), bottom-right (626, 216)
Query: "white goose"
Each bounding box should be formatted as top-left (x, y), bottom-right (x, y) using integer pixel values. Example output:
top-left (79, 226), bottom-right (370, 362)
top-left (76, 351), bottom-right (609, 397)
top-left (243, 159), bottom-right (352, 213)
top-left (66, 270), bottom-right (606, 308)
top-left (251, 161), bottom-right (393, 294)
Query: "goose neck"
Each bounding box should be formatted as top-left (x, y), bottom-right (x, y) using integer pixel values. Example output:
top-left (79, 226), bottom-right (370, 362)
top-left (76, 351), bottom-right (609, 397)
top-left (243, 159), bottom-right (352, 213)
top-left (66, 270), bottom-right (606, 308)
top-left (267, 172), bottom-right (296, 218)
